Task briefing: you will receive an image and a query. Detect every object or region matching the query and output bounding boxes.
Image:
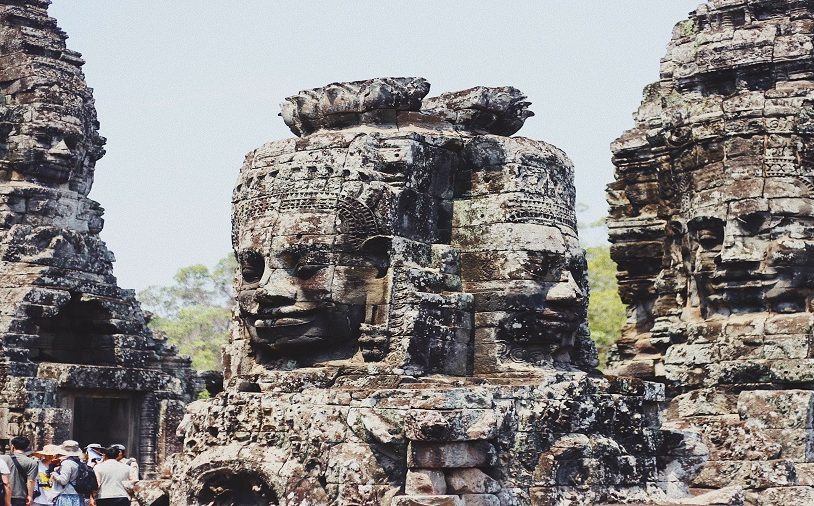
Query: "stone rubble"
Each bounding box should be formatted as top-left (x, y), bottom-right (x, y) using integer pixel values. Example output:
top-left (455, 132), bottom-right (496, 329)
top-left (0, 0), bottom-right (199, 476)
top-left (607, 0), bottom-right (814, 503)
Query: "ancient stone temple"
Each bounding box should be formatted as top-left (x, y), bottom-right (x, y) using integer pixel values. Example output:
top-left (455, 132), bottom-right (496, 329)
top-left (0, 0), bottom-right (198, 476)
top-left (160, 78), bottom-right (698, 506)
top-left (607, 0), bottom-right (814, 502)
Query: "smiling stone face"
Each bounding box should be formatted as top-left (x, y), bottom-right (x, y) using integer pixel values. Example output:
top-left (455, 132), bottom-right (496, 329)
top-left (233, 166), bottom-right (392, 366)
top-left (680, 191), bottom-right (814, 316)
top-left (227, 77), bottom-right (596, 375)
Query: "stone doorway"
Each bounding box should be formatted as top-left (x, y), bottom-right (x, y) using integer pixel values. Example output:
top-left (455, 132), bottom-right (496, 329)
top-left (61, 392), bottom-right (139, 459)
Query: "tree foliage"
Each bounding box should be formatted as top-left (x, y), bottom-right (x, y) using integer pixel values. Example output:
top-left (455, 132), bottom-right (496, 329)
top-left (139, 255), bottom-right (236, 371)
top-left (586, 246), bottom-right (627, 367)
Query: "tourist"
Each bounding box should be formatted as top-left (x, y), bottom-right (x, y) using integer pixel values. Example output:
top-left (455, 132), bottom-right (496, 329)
top-left (92, 447), bottom-right (131, 506)
top-left (84, 446), bottom-right (103, 469)
top-left (50, 441), bottom-right (84, 506)
top-left (108, 446), bottom-right (137, 482)
top-left (1, 436), bottom-right (37, 506)
top-left (0, 451), bottom-right (10, 506)
top-left (32, 445), bottom-right (60, 506)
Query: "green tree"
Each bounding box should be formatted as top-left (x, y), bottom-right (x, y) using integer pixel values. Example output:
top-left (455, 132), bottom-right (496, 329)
top-left (586, 246), bottom-right (627, 368)
top-left (139, 254), bottom-right (237, 371)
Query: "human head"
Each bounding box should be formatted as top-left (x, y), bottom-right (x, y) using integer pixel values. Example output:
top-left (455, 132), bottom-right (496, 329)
top-left (33, 444), bottom-right (60, 464)
top-left (10, 435), bottom-right (30, 452)
top-left (104, 447), bottom-right (119, 460)
top-left (457, 135), bottom-right (588, 367)
top-left (55, 440), bottom-right (83, 458)
top-left (110, 443), bottom-right (126, 460)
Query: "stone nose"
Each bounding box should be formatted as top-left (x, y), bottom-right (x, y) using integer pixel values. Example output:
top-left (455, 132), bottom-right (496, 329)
top-left (48, 139), bottom-right (72, 158)
top-left (254, 270), bottom-right (297, 307)
top-left (545, 271), bottom-right (583, 303)
top-left (718, 224), bottom-right (762, 264)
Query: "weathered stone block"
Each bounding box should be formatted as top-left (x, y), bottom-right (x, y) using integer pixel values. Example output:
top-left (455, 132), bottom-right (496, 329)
top-left (459, 494), bottom-right (499, 506)
top-left (392, 495), bottom-right (463, 506)
top-left (405, 469), bottom-right (447, 495)
top-left (405, 409), bottom-right (500, 441)
top-left (445, 468), bottom-right (499, 494)
top-left (764, 335), bottom-right (809, 360)
top-left (691, 459), bottom-right (796, 489)
top-left (756, 486), bottom-right (814, 505)
top-left (408, 442), bottom-right (495, 469)
top-left (737, 390), bottom-right (814, 429)
top-left (766, 313), bottom-right (814, 335)
top-left (669, 389), bottom-right (737, 418)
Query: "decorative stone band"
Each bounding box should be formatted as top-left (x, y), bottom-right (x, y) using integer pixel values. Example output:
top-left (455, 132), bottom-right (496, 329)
top-left (505, 197), bottom-right (577, 232)
top-left (232, 191), bottom-right (380, 250)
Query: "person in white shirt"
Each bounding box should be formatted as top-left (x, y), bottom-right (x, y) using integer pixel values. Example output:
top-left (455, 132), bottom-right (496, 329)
top-left (91, 448), bottom-right (130, 506)
top-left (0, 455), bottom-right (11, 506)
top-left (84, 446), bottom-right (103, 470)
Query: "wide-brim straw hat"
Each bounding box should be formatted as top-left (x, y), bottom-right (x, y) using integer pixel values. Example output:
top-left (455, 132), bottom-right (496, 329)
top-left (55, 440), bottom-right (83, 457)
top-left (33, 444), bottom-right (60, 458)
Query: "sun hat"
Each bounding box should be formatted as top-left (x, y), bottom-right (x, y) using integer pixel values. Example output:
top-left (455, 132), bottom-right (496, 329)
top-left (86, 443), bottom-right (103, 451)
top-left (55, 440), bottom-right (84, 457)
top-left (32, 444), bottom-right (60, 458)
top-left (110, 444), bottom-right (126, 451)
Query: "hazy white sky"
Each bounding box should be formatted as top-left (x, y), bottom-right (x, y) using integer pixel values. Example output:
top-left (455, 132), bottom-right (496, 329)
top-left (49, 0), bottom-right (700, 291)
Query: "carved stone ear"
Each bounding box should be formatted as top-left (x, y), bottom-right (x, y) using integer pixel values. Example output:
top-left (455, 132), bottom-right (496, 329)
top-left (361, 235), bottom-right (392, 277)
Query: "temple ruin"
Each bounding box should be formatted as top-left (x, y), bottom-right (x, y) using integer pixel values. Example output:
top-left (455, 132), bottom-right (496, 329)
top-left (0, 0), bottom-right (199, 477)
top-left (152, 78), bottom-right (705, 506)
top-left (11, 0), bottom-right (814, 504)
top-left (607, 0), bottom-right (814, 503)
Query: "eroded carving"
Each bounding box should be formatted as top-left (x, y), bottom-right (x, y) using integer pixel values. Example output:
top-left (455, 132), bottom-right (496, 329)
top-left (163, 78), bottom-right (692, 506)
top-left (607, 1), bottom-right (814, 502)
top-left (0, 0), bottom-right (198, 476)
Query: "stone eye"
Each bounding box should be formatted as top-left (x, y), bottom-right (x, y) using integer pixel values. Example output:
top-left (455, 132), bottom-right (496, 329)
top-left (736, 212), bottom-right (768, 235)
top-left (240, 250), bottom-right (265, 283)
top-left (294, 264), bottom-right (322, 279)
top-left (689, 218), bottom-right (724, 249)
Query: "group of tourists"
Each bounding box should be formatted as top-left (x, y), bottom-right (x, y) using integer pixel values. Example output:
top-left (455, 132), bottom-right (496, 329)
top-left (0, 436), bottom-right (138, 506)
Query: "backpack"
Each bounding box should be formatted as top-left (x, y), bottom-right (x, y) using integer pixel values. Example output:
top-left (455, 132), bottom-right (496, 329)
top-left (67, 456), bottom-right (98, 496)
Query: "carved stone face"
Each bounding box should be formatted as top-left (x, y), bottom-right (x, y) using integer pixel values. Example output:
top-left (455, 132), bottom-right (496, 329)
top-left (493, 230), bottom-right (586, 347)
top-left (685, 190), bottom-right (814, 316)
top-left (234, 206), bottom-right (389, 365)
top-left (1, 99), bottom-right (103, 192)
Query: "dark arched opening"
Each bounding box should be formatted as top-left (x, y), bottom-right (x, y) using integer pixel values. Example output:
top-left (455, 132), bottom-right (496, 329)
top-left (30, 292), bottom-right (118, 364)
top-left (196, 470), bottom-right (278, 506)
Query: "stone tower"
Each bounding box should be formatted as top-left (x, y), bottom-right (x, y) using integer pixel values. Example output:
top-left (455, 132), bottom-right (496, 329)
top-left (0, 0), bottom-right (198, 476)
top-left (608, 0), bottom-right (814, 502)
top-left (160, 78), bottom-right (695, 506)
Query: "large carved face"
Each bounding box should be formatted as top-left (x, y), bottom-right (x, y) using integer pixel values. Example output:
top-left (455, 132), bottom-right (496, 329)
top-left (493, 229), bottom-right (587, 347)
top-left (1, 99), bottom-right (104, 193)
top-left (673, 166), bottom-right (814, 316)
top-left (234, 195), bottom-right (389, 365)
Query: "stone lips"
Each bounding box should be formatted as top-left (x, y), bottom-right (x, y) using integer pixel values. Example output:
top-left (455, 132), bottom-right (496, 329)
top-left (607, 0), bottom-right (814, 503)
